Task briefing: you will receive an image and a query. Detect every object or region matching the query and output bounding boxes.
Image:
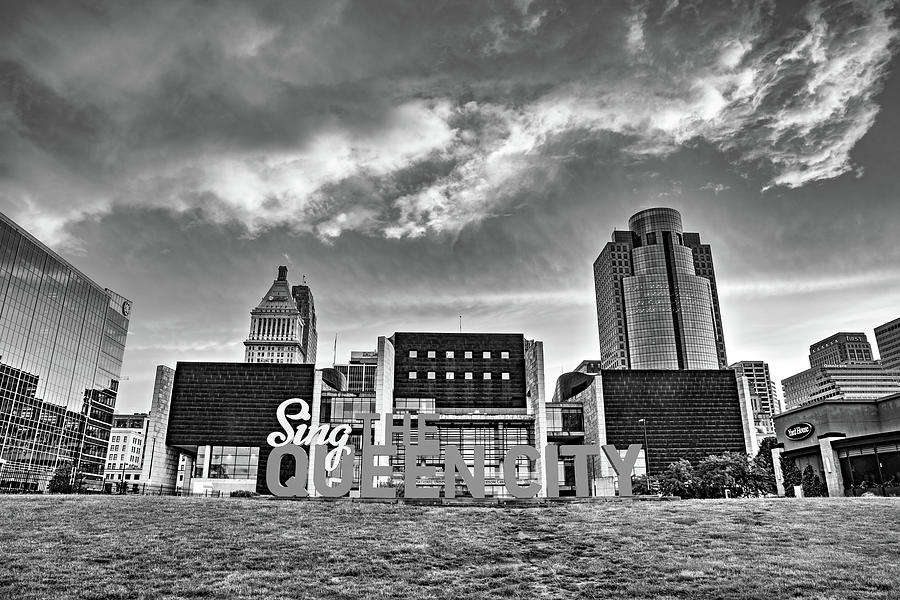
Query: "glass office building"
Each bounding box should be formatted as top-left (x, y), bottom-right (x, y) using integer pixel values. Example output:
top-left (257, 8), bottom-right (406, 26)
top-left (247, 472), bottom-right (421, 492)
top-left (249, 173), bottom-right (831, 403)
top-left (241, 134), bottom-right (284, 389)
top-left (594, 208), bottom-right (726, 370)
top-left (0, 212), bottom-right (131, 491)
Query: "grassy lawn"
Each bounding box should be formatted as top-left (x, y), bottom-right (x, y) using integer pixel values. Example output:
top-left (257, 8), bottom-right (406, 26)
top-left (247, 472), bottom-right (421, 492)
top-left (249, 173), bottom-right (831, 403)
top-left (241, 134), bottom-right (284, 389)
top-left (0, 496), bottom-right (898, 599)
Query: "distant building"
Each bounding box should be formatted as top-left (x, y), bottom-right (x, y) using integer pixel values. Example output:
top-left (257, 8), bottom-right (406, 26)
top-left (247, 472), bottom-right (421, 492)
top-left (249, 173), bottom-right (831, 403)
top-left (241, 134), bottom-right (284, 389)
top-left (875, 317), bottom-right (900, 372)
top-left (244, 266), bottom-right (316, 364)
top-left (808, 332), bottom-right (873, 368)
top-left (0, 211), bottom-right (131, 492)
top-left (158, 332), bottom-right (548, 497)
top-left (730, 361), bottom-right (781, 437)
top-left (152, 330), bottom-right (753, 498)
top-left (292, 279), bottom-right (318, 366)
top-left (334, 351), bottom-right (378, 393)
top-left (593, 207), bottom-right (726, 370)
top-left (105, 413), bottom-right (149, 487)
top-left (139, 365), bottom-right (178, 490)
top-left (782, 363), bottom-right (900, 410)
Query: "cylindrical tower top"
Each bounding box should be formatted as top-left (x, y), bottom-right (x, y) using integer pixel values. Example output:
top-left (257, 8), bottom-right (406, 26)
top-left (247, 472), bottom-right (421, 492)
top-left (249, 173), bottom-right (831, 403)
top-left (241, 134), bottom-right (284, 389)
top-left (628, 208), bottom-right (683, 238)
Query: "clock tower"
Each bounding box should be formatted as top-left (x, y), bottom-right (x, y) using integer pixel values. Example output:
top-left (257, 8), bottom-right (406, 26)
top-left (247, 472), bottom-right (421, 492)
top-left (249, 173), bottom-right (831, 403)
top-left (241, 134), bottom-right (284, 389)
top-left (244, 266), bottom-right (310, 364)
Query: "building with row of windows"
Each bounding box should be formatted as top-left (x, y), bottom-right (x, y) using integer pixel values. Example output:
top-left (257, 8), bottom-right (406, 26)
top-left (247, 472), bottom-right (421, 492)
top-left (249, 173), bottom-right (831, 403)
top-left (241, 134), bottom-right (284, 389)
top-left (593, 208), bottom-right (727, 371)
top-left (782, 331), bottom-right (900, 410)
top-left (243, 266), bottom-right (316, 364)
top-left (875, 317), bottom-right (900, 372)
top-left (730, 361), bottom-right (781, 437)
top-left (143, 328), bottom-right (754, 498)
top-left (104, 413), bottom-right (149, 487)
top-left (0, 211), bottom-right (131, 492)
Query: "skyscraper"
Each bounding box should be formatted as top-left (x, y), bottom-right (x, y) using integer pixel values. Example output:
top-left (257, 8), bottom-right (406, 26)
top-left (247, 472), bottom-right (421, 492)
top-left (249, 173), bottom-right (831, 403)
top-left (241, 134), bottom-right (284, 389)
top-left (243, 266), bottom-right (316, 364)
top-left (730, 360), bottom-right (781, 436)
top-left (875, 317), bottom-right (900, 371)
top-left (808, 332), bottom-right (873, 368)
top-left (292, 278), bottom-right (317, 366)
top-left (593, 207), bottom-right (726, 370)
top-left (0, 211), bottom-right (131, 491)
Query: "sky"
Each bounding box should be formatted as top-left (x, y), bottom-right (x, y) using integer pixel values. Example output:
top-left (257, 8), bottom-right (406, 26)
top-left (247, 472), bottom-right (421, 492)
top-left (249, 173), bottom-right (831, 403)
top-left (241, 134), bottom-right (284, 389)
top-left (1, 0), bottom-right (899, 413)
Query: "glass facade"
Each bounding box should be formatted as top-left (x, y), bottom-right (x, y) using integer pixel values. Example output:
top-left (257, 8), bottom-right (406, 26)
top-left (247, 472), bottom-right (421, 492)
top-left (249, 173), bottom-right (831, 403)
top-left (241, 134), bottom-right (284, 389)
top-left (621, 210), bottom-right (719, 369)
top-left (0, 213), bottom-right (130, 491)
top-left (595, 208), bottom-right (726, 370)
top-left (195, 445), bottom-right (260, 480)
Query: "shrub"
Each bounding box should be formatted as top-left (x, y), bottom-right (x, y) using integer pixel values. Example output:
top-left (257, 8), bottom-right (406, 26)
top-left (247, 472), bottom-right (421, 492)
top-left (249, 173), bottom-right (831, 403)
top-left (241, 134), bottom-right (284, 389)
top-left (752, 437), bottom-right (778, 495)
top-left (801, 465), bottom-right (828, 497)
top-left (695, 452), bottom-right (754, 498)
top-left (230, 489), bottom-right (258, 498)
top-left (48, 464), bottom-right (73, 494)
top-left (781, 456), bottom-right (802, 497)
top-left (659, 459), bottom-right (696, 499)
top-left (631, 475), bottom-right (651, 495)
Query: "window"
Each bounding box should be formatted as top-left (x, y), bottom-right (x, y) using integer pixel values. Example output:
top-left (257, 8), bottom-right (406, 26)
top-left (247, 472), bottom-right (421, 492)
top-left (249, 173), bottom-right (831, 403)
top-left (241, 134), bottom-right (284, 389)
top-left (501, 351), bottom-right (509, 359)
top-left (483, 372), bottom-right (492, 380)
top-left (501, 372), bottom-right (510, 380)
top-left (464, 372), bottom-right (473, 380)
top-left (483, 351), bottom-right (491, 359)
top-left (208, 446), bottom-right (260, 480)
top-left (408, 371), bottom-right (417, 379)
top-left (427, 371), bottom-right (436, 380)
top-left (464, 351), bottom-right (473, 359)
top-left (427, 350), bottom-right (436, 358)
top-left (446, 372), bottom-right (455, 380)
top-left (409, 350), bottom-right (417, 358)
top-left (446, 351), bottom-right (454, 358)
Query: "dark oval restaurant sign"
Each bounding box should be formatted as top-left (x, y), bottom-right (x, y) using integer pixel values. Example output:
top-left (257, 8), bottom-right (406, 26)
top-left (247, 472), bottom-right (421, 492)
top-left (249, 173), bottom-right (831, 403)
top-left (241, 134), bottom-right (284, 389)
top-left (785, 422), bottom-right (814, 441)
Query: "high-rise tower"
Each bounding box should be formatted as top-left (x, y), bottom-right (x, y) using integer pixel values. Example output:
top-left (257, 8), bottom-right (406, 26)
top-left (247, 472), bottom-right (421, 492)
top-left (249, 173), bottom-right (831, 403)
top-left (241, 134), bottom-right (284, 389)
top-left (808, 332), bottom-right (873, 368)
top-left (875, 317), bottom-right (900, 371)
top-left (292, 278), bottom-right (317, 366)
top-left (244, 266), bottom-right (315, 364)
top-left (730, 360), bottom-right (780, 436)
top-left (593, 208), bottom-right (726, 370)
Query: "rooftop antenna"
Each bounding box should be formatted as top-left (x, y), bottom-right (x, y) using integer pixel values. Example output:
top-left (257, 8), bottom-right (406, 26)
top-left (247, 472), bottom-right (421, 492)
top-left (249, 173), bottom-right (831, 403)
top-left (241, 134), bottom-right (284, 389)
top-left (459, 315), bottom-right (462, 333)
top-left (333, 334), bottom-right (337, 366)
top-left (302, 274), bottom-right (307, 285)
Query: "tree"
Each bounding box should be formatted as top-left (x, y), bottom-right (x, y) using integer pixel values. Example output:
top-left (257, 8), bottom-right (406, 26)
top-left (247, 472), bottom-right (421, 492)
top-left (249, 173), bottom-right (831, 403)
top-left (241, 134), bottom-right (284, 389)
top-left (695, 452), bottom-right (754, 498)
top-left (659, 459), bottom-right (696, 499)
top-left (752, 437), bottom-right (778, 495)
top-left (801, 465), bottom-right (828, 497)
top-left (801, 465), bottom-right (818, 497)
top-left (72, 471), bottom-right (86, 494)
top-left (48, 464), bottom-right (73, 494)
top-left (780, 456), bottom-right (802, 497)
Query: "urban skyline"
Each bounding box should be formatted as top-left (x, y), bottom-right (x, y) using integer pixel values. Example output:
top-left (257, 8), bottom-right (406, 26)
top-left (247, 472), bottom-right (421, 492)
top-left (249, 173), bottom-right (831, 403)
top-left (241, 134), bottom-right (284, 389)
top-left (1, 1), bottom-right (899, 413)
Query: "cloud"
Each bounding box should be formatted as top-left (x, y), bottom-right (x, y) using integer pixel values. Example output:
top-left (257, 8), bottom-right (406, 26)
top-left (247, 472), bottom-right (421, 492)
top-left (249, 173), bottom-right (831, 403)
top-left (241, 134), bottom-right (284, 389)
top-left (1, 0), bottom-right (897, 246)
top-left (700, 182), bottom-right (731, 195)
top-left (718, 269), bottom-right (900, 298)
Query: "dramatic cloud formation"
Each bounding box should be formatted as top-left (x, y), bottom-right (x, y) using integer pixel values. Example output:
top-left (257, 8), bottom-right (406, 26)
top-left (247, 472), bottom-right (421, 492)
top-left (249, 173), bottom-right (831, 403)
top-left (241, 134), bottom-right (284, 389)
top-left (1, 0), bottom-right (897, 247)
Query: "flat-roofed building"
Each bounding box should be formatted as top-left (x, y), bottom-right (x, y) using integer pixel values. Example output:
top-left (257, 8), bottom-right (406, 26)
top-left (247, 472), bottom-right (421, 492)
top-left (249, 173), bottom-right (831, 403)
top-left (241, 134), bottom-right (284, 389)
top-left (782, 362), bottom-right (900, 410)
top-left (875, 317), bottom-right (900, 372)
top-left (0, 211), bottom-right (131, 492)
top-left (105, 413), bottom-right (149, 488)
top-left (808, 333), bottom-right (873, 368)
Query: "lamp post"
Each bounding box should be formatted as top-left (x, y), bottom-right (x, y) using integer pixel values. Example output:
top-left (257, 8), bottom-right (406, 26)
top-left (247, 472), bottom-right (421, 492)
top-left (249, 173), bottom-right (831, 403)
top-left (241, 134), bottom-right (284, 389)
top-left (638, 418), bottom-right (650, 491)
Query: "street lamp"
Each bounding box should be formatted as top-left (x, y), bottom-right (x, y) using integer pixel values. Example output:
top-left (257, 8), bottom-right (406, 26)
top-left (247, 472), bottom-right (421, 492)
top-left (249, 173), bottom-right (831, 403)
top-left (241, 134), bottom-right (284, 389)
top-left (638, 418), bottom-right (650, 492)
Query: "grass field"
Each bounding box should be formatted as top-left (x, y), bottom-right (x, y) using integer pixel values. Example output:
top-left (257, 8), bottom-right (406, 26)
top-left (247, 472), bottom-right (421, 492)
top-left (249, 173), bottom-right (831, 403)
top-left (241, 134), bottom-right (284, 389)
top-left (0, 496), bottom-right (898, 600)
